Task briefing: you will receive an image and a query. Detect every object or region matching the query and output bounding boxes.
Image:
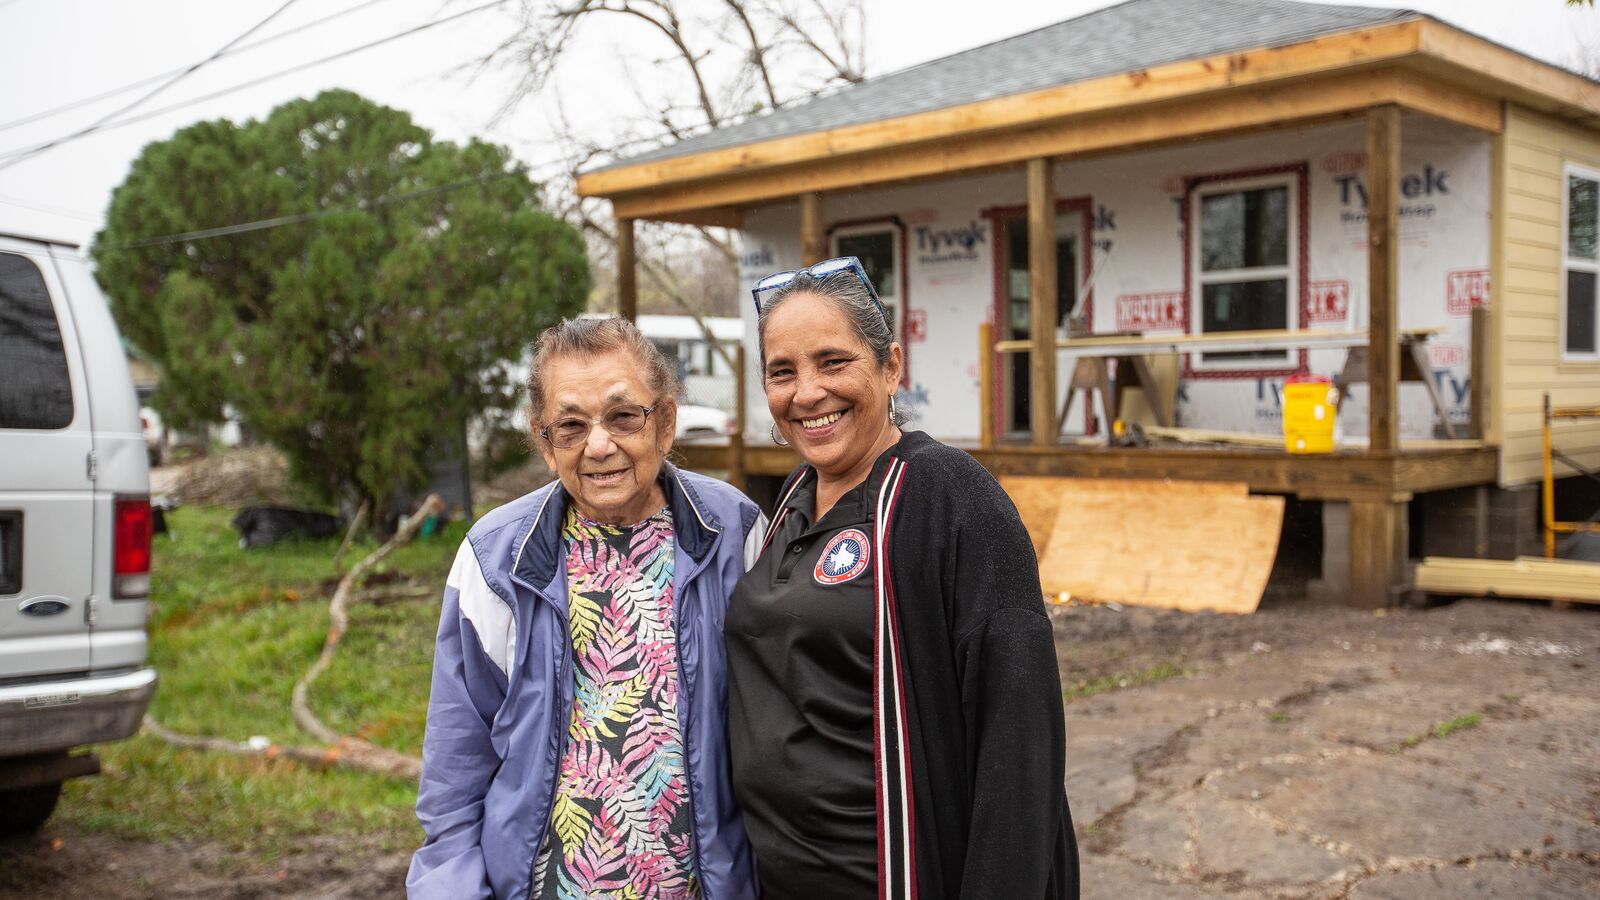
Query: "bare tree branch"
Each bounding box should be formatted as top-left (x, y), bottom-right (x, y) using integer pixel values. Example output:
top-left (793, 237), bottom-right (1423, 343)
top-left (724, 0), bottom-right (782, 110)
top-left (694, 225), bottom-right (738, 263)
top-left (564, 0), bottom-right (723, 127)
top-left (466, 0), bottom-right (869, 386)
top-left (331, 499), bottom-right (370, 574)
top-left (773, 0), bottom-right (864, 85)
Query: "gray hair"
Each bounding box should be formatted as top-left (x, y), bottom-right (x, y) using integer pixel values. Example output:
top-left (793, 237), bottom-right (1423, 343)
top-left (756, 269), bottom-right (908, 424)
top-left (526, 316), bottom-right (680, 427)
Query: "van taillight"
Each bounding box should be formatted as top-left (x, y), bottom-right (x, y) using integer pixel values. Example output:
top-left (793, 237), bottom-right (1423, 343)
top-left (113, 496), bottom-right (152, 599)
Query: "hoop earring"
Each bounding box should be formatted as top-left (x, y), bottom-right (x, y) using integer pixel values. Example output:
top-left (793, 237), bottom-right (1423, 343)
top-left (888, 394), bottom-right (899, 423)
top-left (769, 423), bottom-right (789, 446)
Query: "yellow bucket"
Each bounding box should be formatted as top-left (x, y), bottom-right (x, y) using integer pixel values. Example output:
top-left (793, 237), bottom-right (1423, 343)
top-left (1282, 377), bottom-right (1337, 454)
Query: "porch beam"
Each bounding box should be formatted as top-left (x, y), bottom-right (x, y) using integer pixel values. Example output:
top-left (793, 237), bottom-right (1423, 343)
top-left (582, 22), bottom-right (1432, 198)
top-left (616, 215), bottom-right (638, 322)
top-left (800, 192), bottom-right (825, 265)
top-left (1027, 158), bottom-right (1058, 447)
top-left (674, 441), bottom-right (1500, 490)
top-left (607, 69), bottom-right (1497, 222)
top-left (1366, 105), bottom-right (1401, 453)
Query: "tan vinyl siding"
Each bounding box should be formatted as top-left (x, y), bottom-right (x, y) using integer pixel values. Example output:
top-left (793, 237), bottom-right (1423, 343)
top-left (1495, 104), bottom-right (1600, 485)
top-left (1506, 217), bottom-right (1561, 248)
top-left (1505, 189), bottom-right (1561, 220)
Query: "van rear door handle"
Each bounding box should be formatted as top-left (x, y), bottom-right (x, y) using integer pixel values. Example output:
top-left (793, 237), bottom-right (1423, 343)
top-left (19, 596), bottom-right (71, 617)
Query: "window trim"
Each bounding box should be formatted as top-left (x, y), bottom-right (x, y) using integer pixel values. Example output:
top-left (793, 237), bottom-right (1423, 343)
top-left (1562, 163), bottom-right (1600, 363)
top-left (828, 216), bottom-right (910, 385)
top-left (1182, 163), bottom-right (1310, 380)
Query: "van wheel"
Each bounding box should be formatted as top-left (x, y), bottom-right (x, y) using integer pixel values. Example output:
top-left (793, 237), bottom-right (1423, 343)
top-left (0, 781), bottom-right (62, 834)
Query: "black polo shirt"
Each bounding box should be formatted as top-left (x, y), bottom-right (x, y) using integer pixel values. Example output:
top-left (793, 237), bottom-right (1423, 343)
top-left (725, 462), bottom-right (885, 899)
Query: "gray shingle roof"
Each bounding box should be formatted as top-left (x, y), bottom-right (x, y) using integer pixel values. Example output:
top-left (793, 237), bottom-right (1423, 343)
top-left (602, 0), bottom-right (1419, 170)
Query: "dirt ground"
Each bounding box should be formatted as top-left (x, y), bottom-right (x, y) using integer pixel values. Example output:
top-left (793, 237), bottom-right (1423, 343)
top-left (3, 594), bottom-right (1597, 899)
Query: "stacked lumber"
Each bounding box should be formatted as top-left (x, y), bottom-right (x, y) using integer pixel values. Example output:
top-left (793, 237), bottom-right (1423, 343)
top-left (1414, 556), bottom-right (1600, 605)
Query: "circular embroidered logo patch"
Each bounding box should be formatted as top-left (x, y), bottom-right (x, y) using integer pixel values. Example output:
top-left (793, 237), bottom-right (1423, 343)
top-left (815, 528), bottom-right (871, 585)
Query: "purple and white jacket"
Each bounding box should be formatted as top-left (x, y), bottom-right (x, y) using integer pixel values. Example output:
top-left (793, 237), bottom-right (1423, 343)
top-left (407, 465), bottom-right (765, 900)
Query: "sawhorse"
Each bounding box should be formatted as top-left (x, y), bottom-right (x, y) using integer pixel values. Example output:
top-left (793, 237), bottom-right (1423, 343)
top-left (1333, 331), bottom-right (1457, 439)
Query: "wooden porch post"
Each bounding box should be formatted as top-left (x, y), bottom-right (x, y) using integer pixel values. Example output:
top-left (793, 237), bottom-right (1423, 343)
top-left (1366, 105), bottom-right (1401, 452)
top-left (1349, 493), bottom-right (1410, 609)
top-left (979, 322), bottom-right (995, 449)
top-left (800, 193), bottom-right (826, 265)
top-left (1469, 305), bottom-right (1489, 441)
top-left (616, 215), bottom-right (638, 322)
top-left (1027, 158), bottom-right (1058, 447)
top-left (727, 343), bottom-right (746, 492)
top-left (1352, 105), bottom-right (1404, 607)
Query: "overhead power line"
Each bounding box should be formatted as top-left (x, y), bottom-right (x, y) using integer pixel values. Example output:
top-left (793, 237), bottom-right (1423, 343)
top-left (0, 0), bottom-right (304, 172)
top-left (99, 168), bottom-right (529, 251)
top-left (0, 0), bottom-right (513, 168)
top-left (0, 0), bottom-right (400, 135)
top-left (0, 192), bottom-right (100, 223)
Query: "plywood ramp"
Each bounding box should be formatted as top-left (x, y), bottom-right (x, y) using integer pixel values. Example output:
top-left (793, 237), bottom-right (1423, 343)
top-left (999, 476), bottom-right (1246, 557)
top-left (1000, 476), bottom-right (1283, 615)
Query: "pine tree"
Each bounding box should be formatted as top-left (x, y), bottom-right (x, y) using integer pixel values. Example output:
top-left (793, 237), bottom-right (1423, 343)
top-left (93, 90), bottom-right (588, 515)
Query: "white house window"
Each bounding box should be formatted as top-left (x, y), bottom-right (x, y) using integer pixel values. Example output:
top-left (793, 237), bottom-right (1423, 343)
top-left (832, 222), bottom-right (901, 338)
top-left (1565, 166), bottom-right (1600, 360)
top-left (1191, 175), bottom-right (1296, 368)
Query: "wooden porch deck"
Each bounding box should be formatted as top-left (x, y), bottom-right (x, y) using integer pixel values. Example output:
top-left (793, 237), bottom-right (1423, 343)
top-left (677, 438), bottom-right (1500, 608)
top-left (675, 439), bottom-right (1500, 502)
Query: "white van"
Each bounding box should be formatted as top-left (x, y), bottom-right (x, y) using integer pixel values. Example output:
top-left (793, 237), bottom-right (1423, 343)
top-left (0, 230), bottom-right (156, 832)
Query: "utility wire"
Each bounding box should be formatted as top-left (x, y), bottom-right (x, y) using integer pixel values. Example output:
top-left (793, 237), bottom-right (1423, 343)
top-left (0, 0), bottom-right (399, 135)
top-left (99, 168), bottom-right (529, 251)
top-left (91, 127), bottom-right (711, 248)
top-left (0, 0), bottom-right (304, 172)
top-left (0, 0), bottom-right (513, 167)
top-left (0, 192), bottom-right (100, 223)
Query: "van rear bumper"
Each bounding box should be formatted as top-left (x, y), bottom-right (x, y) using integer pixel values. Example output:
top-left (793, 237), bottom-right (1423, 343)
top-left (0, 668), bottom-right (157, 757)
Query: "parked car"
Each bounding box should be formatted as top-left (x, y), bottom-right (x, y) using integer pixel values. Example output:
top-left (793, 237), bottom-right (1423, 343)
top-left (0, 230), bottom-right (156, 833)
top-left (139, 405), bottom-right (164, 466)
top-left (675, 403), bottom-right (734, 441)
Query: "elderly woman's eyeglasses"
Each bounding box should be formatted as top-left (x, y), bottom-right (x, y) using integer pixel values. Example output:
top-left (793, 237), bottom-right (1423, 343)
top-left (539, 404), bottom-right (656, 449)
top-left (750, 256), bottom-right (887, 319)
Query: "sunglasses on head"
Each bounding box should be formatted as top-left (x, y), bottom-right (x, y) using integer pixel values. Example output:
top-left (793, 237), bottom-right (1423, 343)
top-left (750, 256), bottom-right (887, 320)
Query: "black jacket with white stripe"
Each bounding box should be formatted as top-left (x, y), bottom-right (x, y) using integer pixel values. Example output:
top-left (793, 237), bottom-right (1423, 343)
top-left (765, 430), bottom-right (1078, 900)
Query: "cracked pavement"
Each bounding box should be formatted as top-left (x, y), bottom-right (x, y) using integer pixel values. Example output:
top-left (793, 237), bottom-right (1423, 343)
top-left (1054, 598), bottom-right (1600, 899)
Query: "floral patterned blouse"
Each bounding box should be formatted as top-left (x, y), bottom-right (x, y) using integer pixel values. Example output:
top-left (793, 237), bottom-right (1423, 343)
top-left (534, 505), bottom-right (699, 900)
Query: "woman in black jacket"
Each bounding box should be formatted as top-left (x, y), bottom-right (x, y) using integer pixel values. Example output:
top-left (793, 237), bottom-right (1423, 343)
top-left (725, 257), bottom-right (1078, 900)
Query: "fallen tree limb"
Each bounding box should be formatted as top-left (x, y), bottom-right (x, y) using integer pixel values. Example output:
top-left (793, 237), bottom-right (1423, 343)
top-left (286, 494), bottom-right (445, 780)
top-left (352, 583), bottom-right (437, 605)
top-left (331, 499), bottom-right (371, 574)
top-left (141, 715), bottom-right (418, 778)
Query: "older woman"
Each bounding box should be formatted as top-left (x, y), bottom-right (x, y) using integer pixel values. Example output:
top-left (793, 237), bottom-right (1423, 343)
top-left (725, 258), bottom-right (1079, 899)
top-left (409, 317), bottom-right (762, 900)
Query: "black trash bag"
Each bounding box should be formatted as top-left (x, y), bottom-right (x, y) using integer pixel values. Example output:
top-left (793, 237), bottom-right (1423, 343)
top-left (231, 506), bottom-right (343, 549)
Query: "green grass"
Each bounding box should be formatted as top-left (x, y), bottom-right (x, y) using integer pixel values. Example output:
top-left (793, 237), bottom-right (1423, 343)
top-left (1063, 661), bottom-right (1191, 703)
top-left (1266, 710), bottom-right (1292, 724)
top-left (54, 505), bottom-right (466, 855)
top-left (1431, 713), bottom-right (1482, 739)
top-left (1397, 712), bottom-right (1483, 751)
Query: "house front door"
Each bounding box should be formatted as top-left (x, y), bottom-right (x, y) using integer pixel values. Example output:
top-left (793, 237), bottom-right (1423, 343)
top-left (997, 208), bottom-right (1083, 437)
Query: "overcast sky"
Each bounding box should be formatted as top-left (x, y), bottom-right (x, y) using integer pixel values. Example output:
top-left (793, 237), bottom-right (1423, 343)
top-left (1, 0), bottom-right (1595, 248)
